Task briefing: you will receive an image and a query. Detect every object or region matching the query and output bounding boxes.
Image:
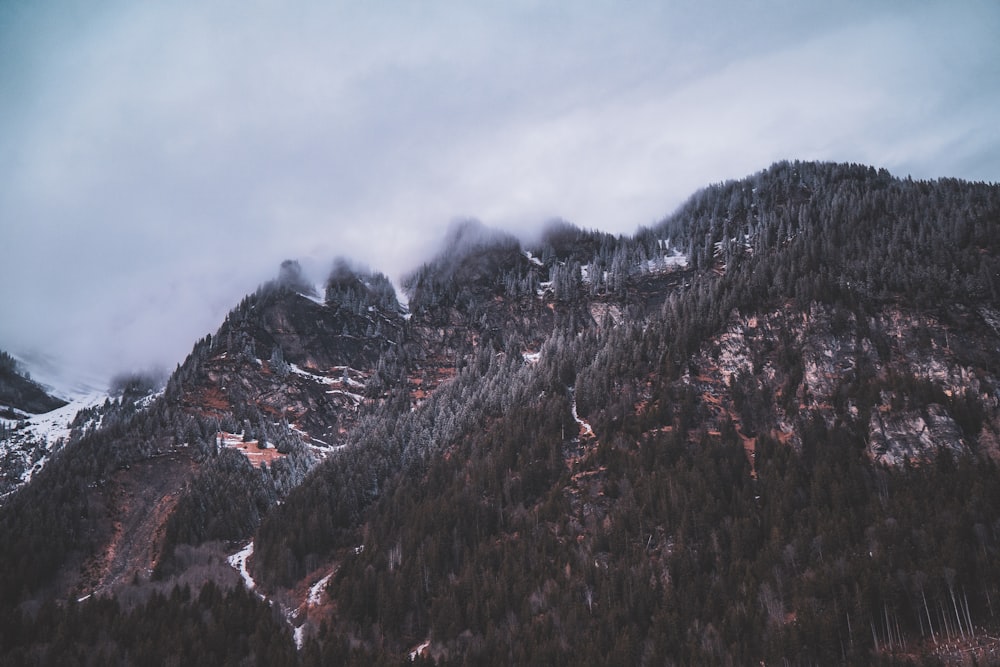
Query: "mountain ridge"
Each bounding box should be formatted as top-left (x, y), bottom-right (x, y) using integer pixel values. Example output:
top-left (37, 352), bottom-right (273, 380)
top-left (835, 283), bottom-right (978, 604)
top-left (3, 160), bottom-right (1000, 664)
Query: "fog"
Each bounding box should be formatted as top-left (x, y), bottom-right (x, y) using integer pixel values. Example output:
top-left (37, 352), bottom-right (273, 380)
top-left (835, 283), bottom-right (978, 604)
top-left (1, 1), bottom-right (997, 388)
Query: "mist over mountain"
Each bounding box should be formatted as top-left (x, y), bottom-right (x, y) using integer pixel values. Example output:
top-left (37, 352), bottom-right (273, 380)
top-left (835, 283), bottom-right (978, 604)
top-left (2, 161), bottom-right (1000, 664)
top-left (3, 2), bottom-right (999, 391)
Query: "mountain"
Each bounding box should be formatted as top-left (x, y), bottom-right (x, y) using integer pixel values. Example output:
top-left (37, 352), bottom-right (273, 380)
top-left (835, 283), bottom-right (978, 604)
top-left (2, 161), bottom-right (1000, 665)
top-left (0, 349), bottom-right (89, 498)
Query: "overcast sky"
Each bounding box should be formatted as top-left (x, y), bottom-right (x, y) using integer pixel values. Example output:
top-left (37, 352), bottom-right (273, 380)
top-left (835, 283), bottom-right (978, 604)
top-left (2, 1), bottom-right (998, 389)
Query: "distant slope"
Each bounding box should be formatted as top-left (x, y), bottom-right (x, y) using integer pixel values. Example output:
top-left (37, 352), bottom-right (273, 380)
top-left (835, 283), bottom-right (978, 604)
top-left (0, 350), bottom-right (67, 417)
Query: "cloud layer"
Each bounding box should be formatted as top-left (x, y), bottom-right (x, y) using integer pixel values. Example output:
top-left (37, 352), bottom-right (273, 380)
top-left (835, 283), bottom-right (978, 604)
top-left (2, 1), bottom-right (998, 384)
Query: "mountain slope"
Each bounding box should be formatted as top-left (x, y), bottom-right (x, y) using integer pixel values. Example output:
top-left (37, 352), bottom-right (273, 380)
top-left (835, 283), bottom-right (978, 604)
top-left (2, 161), bottom-right (1000, 665)
top-left (261, 162), bottom-right (1000, 664)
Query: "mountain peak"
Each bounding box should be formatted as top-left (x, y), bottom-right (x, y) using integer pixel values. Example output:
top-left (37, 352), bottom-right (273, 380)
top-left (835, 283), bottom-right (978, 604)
top-left (276, 259), bottom-right (316, 297)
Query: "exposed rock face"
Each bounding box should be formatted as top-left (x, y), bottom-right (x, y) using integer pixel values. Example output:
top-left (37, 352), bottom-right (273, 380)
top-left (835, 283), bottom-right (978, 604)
top-left (681, 302), bottom-right (999, 465)
top-left (868, 403), bottom-right (966, 465)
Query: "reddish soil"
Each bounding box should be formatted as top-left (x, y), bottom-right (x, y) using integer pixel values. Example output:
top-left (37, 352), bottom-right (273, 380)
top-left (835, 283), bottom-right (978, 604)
top-left (184, 385), bottom-right (231, 416)
top-left (221, 436), bottom-right (287, 468)
top-left (77, 452), bottom-right (197, 597)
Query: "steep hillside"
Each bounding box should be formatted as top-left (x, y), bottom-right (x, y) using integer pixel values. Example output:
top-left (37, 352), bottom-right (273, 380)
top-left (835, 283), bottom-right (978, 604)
top-left (255, 163), bottom-right (1000, 664)
top-left (0, 350), bottom-right (67, 418)
top-left (2, 161), bottom-right (1000, 665)
top-left (0, 350), bottom-right (103, 500)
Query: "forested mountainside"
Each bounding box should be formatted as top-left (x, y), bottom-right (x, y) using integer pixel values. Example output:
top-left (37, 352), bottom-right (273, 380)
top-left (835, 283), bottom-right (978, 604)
top-left (2, 161), bottom-right (1000, 665)
top-left (0, 350), bottom-right (66, 419)
top-left (0, 350), bottom-right (73, 498)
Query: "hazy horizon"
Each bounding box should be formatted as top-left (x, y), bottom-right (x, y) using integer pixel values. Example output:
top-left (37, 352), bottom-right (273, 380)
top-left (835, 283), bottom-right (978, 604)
top-left (2, 1), bottom-right (998, 386)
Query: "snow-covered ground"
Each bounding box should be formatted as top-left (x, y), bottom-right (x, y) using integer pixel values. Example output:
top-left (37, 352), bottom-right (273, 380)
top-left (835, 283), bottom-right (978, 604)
top-left (287, 363), bottom-right (366, 406)
top-left (298, 284), bottom-right (327, 306)
top-left (288, 363), bottom-right (337, 385)
top-left (228, 540), bottom-right (313, 650)
top-left (658, 250), bottom-right (689, 269)
top-left (308, 571), bottom-right (333, 607)
top-left (409, 639), bottom-right (431, 661)
top-left (1, 388), bottom-right (108, 494)
top-left (290, 363), bottom-right (366, 391)
top-left (2, 349), bottom-right (110, 445)
top-left (325, 388), bottom-right (364, 403)
top-left (522, 351), bottom-right (542, 364)
top-left (331, 367), bottom-right (366, 389)
top-left (20, 391), bottom-right (107, 445)
top-left (228, 541), bottom-right (259, 592)
top-left (569, 387), bottom-right (594, 437)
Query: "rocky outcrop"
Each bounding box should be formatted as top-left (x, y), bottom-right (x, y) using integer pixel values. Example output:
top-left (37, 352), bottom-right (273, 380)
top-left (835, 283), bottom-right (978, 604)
top-left (868, 403), bottom-right (967, 465)
top-left (680, 302), bottom-right (1000, 466)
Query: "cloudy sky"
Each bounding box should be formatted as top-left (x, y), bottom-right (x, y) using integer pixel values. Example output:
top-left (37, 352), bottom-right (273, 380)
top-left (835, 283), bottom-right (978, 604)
top-left (1, 1), bottom-right (998, 388)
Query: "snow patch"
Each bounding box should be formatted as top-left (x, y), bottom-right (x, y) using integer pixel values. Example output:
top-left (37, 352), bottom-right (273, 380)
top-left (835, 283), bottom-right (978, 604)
top-left (229, 541), bottom-right (309, 649)
top-left (409, 639), bottom-right (431, 661)
top-left (569, 387), bottom-right (594, 437)
top-left (326, 389), bottom-right (364, 403)
top-left (523, 250), bottom-right (543, 267)
top-left (291, 364), bottom-right (367, 391)
top-left (228, 541), bottom-right (259, 593)
top-left (289, 364), bottom-right (336, 385)
top-left (330, 366), bottom-right (366, 388)
top-left (662, 250), bottom-right (689, 268)
top-left (300, 286), bottom-right (326, 306)
top-left (308, 572), bottom-right (333, 607)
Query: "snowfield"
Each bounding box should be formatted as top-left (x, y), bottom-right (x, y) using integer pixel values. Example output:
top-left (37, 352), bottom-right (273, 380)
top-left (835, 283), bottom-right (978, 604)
top-left (1, 389), bottom-right (108, 496)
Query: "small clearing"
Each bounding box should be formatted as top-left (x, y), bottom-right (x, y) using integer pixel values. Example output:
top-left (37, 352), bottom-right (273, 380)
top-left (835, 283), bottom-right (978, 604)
top-left (218, 431), bottom-right (286, 468)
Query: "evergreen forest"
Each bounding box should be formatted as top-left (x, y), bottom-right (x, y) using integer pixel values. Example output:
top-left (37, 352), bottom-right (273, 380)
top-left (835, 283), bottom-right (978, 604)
top-left (2, 161), bottom-right (1000, 665)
